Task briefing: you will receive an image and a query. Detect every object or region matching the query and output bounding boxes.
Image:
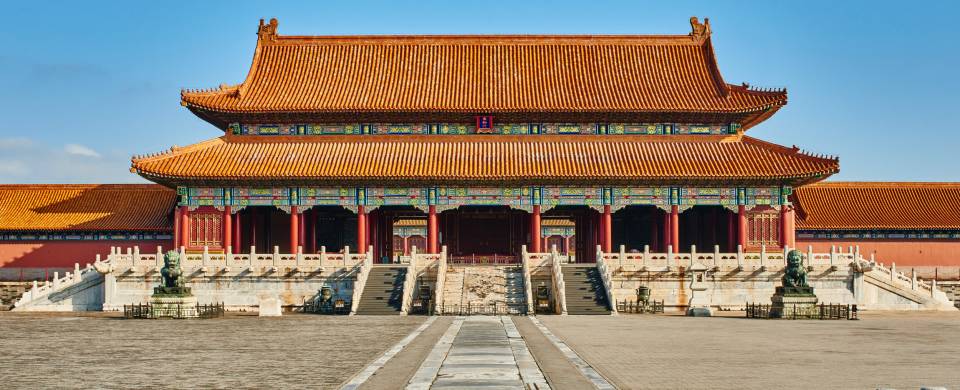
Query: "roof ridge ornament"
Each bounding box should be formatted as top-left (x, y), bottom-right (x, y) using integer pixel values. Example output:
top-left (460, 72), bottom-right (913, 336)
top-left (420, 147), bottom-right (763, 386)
top-left (258, 18), bottom-right (279, 42)
top-left (689, 16), bottom-right (711, 43)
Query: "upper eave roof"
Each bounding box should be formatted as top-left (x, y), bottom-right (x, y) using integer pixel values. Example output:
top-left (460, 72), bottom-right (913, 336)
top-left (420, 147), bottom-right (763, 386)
top-left (131, 134), bottom-right (838, 187)
top-left (0, 184), bottom-right (176, 232)
top-left (794, 182), bottom-right (960, 231)
top-left (180, 18), bottom-right (786, 126)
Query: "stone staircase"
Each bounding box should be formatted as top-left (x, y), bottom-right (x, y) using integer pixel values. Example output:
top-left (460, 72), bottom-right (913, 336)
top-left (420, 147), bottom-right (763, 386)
top-left (0, 282), bottom-right (31, 310)
top-left (355, 265), bottom-right (406, 315)
top-left (561, 264), bottom-right (611, 315)
top-left (440, 265), bottom-right (526, 313)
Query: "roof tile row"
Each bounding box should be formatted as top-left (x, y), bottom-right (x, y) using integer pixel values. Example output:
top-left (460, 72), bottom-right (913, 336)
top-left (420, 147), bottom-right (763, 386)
top-left (0, 185), bottom-right (175, 232)
top-left (131, 135), bottom-right (838, 185)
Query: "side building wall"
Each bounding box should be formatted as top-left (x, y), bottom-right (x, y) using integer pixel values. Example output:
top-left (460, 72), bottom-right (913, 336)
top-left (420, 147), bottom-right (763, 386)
top-left (798, 238), bottom-right (960, 280)
top-left (0, 239), bottom-right (173, 277)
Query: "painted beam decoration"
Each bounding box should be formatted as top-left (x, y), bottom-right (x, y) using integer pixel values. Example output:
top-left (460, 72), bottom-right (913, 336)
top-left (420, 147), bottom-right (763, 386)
top-left (797, 231), bottom-right (960, 240)
top-left (231, 122), bottom-right (738, 136)
top-left (0, 232), bottom-right (173, 241)
top-left (178, 186), bottom-right (791, 210)
top-left (542, 187), bottom-right (604, 208)
top-left (434, 187), bottom-right (529, 209)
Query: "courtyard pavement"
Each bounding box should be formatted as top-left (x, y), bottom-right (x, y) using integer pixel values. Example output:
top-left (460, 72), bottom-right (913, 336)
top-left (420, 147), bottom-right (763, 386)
top-left (2, 311), bottom-right (959, 389)
top-left (538, 311), bottom-right (960, 389)
top-left (0, 312), bottom-right (425, 389)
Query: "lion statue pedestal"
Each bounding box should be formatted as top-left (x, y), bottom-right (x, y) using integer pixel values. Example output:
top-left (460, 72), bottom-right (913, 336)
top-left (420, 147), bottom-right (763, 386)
top-left (150, 250), bottom-right (198, 319)
top-left (770, 250), bottom-right (818, 319)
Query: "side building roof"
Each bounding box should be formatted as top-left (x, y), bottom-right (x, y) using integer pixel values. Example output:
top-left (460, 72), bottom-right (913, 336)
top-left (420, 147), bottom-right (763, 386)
top-left (794, 182), bottom-right (960, 231)
top-left (0, 184), bottom-right (175, 232)
top-left (131, 134), bottom-right (838, 187)
top-left (181, 18), bottom-right (787, 129)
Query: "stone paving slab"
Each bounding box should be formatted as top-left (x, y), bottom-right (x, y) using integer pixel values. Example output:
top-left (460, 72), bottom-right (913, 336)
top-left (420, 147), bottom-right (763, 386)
top-left (407, 316), bottom-right (550, 389)
top-left (539, 311), bottom-right (960, 390)
top-left (0, 312), bottom-right (426, 389)
top-left (511, 316), bottom-right (598, 390)
top-left (358, 317), bottom-right (454, 390)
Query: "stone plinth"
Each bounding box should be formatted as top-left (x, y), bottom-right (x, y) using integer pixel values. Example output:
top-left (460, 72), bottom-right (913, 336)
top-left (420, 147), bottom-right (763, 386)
top-left (259, 296), bottom-right (282, 317)
top-left (770, 286), bottom-right (818, 319)
top-left (686, 263), bottom-right (712, 317)
top-left (150, 295), bottom-right (198, 318)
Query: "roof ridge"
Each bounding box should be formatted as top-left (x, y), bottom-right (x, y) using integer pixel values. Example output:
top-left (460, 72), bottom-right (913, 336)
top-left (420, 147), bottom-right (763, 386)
top-left (131, 137), bottom-right (226, 164)
top-left (741, 136), bottom-right (839, 162)
top-left (0, 184), bottom-right (169, 190)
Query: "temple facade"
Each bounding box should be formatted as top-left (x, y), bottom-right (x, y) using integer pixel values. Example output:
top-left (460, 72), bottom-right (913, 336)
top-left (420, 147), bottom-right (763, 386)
top-left (129, 17), bottom-right (836, 265)
top-left (3, 18), bottom-right (959, 312)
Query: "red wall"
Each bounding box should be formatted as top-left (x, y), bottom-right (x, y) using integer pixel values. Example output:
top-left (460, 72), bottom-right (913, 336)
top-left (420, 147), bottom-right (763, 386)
top-left (0, 240), bottom-right (173, 268)
top-left (798, 239), bottom-right (960, 268)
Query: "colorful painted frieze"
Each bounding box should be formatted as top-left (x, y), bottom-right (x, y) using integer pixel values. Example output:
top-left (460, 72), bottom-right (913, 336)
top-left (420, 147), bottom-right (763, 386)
top-left (365, 187), bottom-right (429, 207)
top-left (435, 187), bottom-right (528, 207)
top-left (797, 231), bottom-right (960, 240)
top-left (231, 122), bottom-right (738, 136)
top-left (542, 187), bottom-right (604, 207)
top-left (299, 187), bottom-right (354, 206)
top-left (678, 187), bottom-right (738, 206)
top-left (0, 232), bottom-right (173, 241)
top-left (611, 187), bottom-right (670, 208)
top-left (231, 187), bottom-right (290, 206)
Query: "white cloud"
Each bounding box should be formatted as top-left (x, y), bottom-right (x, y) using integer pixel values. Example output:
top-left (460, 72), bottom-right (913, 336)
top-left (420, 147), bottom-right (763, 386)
top-left (0, 137), bottom-right (33, 149)
top-left (0, 138), bottom-right (142, 184)
top-left (64, 144), bottom-right (101, 158)
top-left (0, 160), bottom-right (30, 176)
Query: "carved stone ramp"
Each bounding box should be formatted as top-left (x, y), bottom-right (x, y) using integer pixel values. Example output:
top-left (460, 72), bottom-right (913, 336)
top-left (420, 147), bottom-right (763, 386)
top-left (862, 269), bottom-right (955, 310)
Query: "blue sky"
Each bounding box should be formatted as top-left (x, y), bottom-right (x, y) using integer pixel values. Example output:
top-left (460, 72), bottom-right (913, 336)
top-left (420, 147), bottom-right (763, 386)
top-left (1, 1), bottom-right (957, 183)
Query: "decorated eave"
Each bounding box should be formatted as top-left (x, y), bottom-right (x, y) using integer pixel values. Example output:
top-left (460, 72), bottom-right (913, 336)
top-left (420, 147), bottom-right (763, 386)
top-left (793, 182), bottom-right (960, 232)
top-left (130, 134), bottom-right (839, 188)
top-left (181, 17), bottom-right (787, 130)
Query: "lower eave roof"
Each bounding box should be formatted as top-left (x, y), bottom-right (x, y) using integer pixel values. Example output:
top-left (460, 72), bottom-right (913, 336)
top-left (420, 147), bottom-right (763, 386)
top-left (793, 182), bottom-right (960, 231)
top-left (0, 184), bottom-right (176, 232)
top-left (131, 134), bottom-right (838, 186)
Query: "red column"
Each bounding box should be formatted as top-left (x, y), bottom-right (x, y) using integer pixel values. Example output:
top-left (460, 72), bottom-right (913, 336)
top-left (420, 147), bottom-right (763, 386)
top-left (232, 211), bottom-right (241, 254)
top-left (427, 205), bottom-right (438, 254)
top-left (787, 206), bottom-right (796, 248)
top-left (403, 236), bottom-right (409, 256)
top-left (357, 206), bottom-right (367, 254)
top-left (563, 236), bottom-right (570, 255)
top-left (223, 206), bottom-right (232, 251)
top-left (781, 205), bottom-right (796, 248)
top-left (298, 210), bottom-right (306, 253)
top-left (289, 206), bottom-right (299, 253)
top-left (531, 205), bottom-right (542, 252)
top-left (602, 205), bottom-right (612, 253)
top-left (179, 206), bottom-right (190, 249)
top-left (173, 206), bottom-right (181, 251)
top-left (737, 205), bottom-right (748, 249)
top-left (670, 205), bottom-right (680, 252)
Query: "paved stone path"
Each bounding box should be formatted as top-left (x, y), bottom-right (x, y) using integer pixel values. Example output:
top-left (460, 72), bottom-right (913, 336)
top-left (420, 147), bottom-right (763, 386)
top-left (407, 316), bottom-right (550, 389)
